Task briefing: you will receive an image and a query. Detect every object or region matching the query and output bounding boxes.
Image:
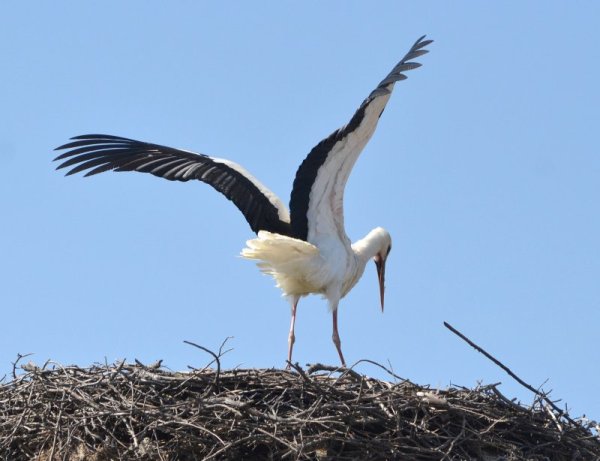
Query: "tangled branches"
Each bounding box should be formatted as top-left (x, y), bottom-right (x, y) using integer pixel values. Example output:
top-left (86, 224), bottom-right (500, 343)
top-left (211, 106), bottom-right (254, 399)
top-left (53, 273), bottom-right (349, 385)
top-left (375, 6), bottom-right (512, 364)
top-left (1, 357), bottom-right (599, 460)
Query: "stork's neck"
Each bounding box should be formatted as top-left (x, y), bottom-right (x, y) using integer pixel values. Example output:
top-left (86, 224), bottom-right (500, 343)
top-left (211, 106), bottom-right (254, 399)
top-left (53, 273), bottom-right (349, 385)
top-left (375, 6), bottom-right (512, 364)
top-left (351, 227), bottom-right (391, 265)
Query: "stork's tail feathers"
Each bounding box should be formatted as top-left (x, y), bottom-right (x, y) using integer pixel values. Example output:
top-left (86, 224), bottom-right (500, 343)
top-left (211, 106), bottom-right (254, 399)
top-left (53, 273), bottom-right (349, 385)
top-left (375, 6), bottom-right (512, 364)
top-left (241, 231), bottom-right (318, 269)
top-left (241, 231), bottom-right (320, 297)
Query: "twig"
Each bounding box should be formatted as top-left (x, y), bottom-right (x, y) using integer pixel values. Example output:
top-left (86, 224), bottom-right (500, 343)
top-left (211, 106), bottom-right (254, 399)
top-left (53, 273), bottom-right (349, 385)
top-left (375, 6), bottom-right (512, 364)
top-left (544, 402), bottom-right (564, 433)
top-left (183, 340), bottom-right (221, 392)
top-left (11, 353), bottom-right (33, 380)
top-left (489, 385), bottom-right (525, 412)
top-left (306, 363), bottom-right (362, 382)
top-left (443, 321), bottom-right (576, 425)
top-left (287, 362), bottom-right (311, 383)
top-left (217, 336), bottom-right (234, 358)
top-left (350, 358), bottom-right (407, 382)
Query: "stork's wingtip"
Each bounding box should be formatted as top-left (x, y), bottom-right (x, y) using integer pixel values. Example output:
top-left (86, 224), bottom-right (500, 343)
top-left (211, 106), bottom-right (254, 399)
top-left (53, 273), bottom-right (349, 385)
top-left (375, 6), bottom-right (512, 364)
top-left (53, 150), bottom-right (73, 161)
top-left (414, 35), bottom-right (434, 48)
top-left (54, 135), bottom-right (85, 152)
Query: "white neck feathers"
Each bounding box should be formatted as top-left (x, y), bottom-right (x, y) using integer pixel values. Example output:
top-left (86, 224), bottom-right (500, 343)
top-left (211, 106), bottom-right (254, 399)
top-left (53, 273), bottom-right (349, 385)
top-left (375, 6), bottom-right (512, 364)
top-left (352, 227), bottom-right (391, 264)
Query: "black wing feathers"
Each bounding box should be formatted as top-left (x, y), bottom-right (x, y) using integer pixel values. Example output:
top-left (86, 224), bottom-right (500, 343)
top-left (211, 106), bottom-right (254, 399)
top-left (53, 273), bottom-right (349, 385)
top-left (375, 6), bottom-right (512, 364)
top-left (54, 135), bottom-right (292, 236)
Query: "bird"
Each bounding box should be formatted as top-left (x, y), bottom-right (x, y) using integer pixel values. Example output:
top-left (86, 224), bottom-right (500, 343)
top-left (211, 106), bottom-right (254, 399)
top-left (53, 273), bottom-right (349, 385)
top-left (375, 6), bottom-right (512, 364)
top-left (54, 36), bottom-right (432, 367)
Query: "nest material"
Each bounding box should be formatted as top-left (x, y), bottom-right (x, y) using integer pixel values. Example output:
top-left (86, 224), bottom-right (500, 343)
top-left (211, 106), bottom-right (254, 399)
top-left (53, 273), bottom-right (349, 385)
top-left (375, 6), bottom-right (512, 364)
top-left (1, 360), bottom-right (598, 460)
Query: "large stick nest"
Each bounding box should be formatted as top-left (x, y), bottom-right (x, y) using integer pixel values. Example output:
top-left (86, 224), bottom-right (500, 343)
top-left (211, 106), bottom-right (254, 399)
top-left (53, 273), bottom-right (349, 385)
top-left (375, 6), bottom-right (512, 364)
top-left (1, 358), bottom-right (598, 460)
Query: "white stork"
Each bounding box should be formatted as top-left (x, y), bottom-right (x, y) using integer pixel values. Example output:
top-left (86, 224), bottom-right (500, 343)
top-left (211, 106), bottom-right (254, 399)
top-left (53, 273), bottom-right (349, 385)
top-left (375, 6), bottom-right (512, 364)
top-left (54, 36), bottom-right (432, 367)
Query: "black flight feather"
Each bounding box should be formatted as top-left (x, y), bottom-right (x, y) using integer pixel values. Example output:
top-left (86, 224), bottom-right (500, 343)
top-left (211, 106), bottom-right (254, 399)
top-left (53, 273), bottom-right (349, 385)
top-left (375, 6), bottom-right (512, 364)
top-left (54, 135), bottom-right (292, 236)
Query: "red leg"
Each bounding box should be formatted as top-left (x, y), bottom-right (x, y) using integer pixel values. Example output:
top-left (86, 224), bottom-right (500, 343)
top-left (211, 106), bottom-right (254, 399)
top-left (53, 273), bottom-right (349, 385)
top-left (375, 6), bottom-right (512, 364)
top-left (286, 296), bottom-right (299, 369)
top-left (332, 308), bottom-right (346, 367)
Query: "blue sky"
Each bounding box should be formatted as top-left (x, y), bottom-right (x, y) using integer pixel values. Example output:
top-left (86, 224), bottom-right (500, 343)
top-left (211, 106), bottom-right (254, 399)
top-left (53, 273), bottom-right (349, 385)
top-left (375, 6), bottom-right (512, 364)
top-left (2, 3), bottom-right (599, 422)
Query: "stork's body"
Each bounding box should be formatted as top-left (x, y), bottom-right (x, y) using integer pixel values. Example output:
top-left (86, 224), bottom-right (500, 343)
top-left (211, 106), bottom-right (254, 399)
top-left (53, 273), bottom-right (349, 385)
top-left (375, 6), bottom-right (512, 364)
top-left (54, 36), bottom-right (431, 366)
top-left (243, 228), bottom-right (391, 364)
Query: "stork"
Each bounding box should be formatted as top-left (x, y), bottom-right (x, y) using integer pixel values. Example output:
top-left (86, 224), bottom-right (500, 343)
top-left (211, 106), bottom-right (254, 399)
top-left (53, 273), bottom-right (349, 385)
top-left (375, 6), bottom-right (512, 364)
top-left (54, 36), bottom-right (432, 367)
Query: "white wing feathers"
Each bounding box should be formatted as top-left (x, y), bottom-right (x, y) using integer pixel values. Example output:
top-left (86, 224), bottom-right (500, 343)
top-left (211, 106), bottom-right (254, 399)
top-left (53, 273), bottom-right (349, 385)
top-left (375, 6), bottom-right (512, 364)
top-left (292, 36), bottom-right (432, 245)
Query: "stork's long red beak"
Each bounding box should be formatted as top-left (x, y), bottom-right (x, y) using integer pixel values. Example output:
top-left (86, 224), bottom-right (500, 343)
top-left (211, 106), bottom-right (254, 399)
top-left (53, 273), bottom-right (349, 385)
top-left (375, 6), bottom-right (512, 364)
top-left (375, 256), bottom-right (386, 312)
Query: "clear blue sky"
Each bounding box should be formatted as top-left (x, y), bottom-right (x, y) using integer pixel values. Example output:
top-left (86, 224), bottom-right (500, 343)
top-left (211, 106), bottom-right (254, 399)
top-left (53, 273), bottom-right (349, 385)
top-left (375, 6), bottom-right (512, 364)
top-left (1, 3), bottom-right (599, 422)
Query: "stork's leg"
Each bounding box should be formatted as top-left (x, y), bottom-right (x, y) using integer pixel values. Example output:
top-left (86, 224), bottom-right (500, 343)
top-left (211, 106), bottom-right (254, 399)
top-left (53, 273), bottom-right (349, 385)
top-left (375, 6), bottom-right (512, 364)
top-left (332, 308), bottom-right (346, 367)
top-left (286, 296), bottom-right (300, 369)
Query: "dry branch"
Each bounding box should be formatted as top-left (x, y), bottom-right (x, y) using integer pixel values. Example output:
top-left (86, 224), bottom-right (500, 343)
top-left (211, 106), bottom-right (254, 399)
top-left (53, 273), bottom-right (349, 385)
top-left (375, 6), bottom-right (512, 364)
top-left (444, 321), bottom-right (576, 426)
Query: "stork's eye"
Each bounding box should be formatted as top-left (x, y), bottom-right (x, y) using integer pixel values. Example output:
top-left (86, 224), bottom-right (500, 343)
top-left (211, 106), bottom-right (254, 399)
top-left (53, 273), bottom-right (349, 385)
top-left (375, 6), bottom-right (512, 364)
top-left (386, 245), bottom-right (392, 256)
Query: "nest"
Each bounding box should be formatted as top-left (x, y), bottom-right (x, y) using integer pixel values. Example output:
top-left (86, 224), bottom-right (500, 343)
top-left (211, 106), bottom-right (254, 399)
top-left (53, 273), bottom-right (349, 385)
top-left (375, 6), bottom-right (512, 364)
top-left (1, 357), bottom-right (599, 460)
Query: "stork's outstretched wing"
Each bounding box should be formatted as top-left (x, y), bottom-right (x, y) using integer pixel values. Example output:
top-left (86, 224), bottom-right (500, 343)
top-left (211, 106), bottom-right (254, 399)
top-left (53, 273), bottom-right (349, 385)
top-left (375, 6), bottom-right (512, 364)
top-left (54, 134), bottom-right (292, 235)
top-left (289, 36), bottom-right (432, 242)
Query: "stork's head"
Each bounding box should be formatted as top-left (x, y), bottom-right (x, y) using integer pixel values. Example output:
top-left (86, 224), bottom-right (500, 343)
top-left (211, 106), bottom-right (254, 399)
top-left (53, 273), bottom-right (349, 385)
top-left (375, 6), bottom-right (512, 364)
top-left (372, 228), bottom-right (392, 312)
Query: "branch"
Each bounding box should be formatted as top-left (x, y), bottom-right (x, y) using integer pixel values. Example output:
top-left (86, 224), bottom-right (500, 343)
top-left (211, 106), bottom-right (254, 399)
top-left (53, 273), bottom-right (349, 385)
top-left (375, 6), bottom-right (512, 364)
top-left (183, 340), bottom-right (221, 392)
top-left (443, 321), bottom-right (576, 426)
